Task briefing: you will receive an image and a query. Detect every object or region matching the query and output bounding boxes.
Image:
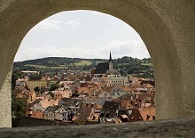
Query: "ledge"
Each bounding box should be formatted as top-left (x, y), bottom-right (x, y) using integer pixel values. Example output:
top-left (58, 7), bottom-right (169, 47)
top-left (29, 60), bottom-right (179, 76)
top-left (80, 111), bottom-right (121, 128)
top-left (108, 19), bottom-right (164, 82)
top-left (0, 116), bottom-right (194, 138)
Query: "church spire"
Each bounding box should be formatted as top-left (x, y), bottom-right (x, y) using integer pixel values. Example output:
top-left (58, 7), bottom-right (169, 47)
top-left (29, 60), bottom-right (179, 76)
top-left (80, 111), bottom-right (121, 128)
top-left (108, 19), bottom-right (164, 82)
top-left (109, 50), bottom-right (112, 63)
top-left (108, 50), bottom-right (114, 74)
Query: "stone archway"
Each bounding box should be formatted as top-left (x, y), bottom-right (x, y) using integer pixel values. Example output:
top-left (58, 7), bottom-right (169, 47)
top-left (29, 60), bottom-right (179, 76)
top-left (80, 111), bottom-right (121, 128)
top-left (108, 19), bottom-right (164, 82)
top-left (0, 0), bottom-right (194, 127)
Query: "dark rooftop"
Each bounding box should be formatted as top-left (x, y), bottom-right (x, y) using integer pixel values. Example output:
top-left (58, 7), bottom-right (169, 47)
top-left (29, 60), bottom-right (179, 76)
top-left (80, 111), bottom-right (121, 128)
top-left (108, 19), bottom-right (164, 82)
top-left (94, 62), bottom-right (109, 74)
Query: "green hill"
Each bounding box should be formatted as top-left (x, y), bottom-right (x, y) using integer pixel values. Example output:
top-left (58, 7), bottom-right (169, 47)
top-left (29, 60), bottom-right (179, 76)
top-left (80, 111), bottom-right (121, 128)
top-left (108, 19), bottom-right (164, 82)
top-left (13, 56), bottom-right (153, 78)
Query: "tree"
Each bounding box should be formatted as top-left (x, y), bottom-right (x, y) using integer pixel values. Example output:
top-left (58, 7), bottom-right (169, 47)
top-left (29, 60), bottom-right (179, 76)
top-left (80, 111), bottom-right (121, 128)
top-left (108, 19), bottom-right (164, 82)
top-left (12, 98), bottom-right (26, 127)
top-left (34, 86), bottom-right (40, 93)
top-left (49, 83), bottom-right (59, 91)
top-left (11, 68), bottom-right (22, 90)
top-left (40, 86), bottom-right (46, 94)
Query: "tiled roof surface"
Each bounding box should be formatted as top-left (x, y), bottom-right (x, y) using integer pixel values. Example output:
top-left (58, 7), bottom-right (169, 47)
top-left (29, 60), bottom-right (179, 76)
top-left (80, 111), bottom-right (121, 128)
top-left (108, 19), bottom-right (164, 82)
top-left (44, 106), bottom-right (58, 113)
top-left (139, 105), bottom-right (155, 121)
top-left (58, 98), bottom-right (83, 108)
top-left (73, 103), bottom-right (93, 123)
top-left (94, 62), bottom-right (109, 74)
top-left (100, 101), bottom-right (120, 118)
top-left (31, 111), bottom-right (43, 119)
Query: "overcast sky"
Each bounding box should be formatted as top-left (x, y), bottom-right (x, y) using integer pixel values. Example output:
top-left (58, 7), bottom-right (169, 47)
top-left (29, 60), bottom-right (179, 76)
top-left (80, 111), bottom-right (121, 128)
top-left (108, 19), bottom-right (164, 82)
top-left (14, 10), bottom-right (150, 61)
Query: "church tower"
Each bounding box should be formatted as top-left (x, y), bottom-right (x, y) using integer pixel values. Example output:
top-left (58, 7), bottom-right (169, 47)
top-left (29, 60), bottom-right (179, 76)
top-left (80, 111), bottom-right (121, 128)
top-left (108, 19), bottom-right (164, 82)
top-left (108, 51), bottom-right (114, 74)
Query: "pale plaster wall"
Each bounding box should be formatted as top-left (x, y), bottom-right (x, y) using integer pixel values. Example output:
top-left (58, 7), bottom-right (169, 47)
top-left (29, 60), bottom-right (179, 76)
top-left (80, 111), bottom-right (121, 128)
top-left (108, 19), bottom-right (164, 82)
top-left (0, 0), bottom-right (194, 127)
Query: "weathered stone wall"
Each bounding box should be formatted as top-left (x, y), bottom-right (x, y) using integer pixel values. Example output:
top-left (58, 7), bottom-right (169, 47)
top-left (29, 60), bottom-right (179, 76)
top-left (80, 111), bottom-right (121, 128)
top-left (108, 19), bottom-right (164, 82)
top-left (0, 0), bottom-right (195, 128)
top-left (17, 117), bottom-right (56, 127)
top-left (0, 116), bottom-right (195, 138)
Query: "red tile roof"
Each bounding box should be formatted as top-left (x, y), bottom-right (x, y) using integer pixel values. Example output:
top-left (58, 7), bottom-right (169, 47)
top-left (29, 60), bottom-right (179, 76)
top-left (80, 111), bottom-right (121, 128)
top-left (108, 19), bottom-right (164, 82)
top-left (30, 111), bottom-right (43, 119)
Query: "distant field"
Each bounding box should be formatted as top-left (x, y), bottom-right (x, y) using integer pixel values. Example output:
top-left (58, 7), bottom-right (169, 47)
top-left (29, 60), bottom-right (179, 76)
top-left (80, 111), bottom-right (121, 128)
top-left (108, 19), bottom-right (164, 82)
top-left (25, 64), bottom-right (47, 68)
top-left (75, 60), bottom-right (92, 66)
top-left (24, 64), bottom-right (68, 69)
top-left (24, 61), bottom-right (93, 68)
top-left (95, 60), bottom-right (107, 64)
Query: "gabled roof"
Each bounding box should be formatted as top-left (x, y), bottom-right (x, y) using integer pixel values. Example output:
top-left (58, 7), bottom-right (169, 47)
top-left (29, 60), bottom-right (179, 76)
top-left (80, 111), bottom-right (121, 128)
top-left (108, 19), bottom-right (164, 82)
top-left (118, 86), bottom-right (134, 92)
top-left (12, 86), bottom-right (26, 97)
top-left (139, 105), bottom-right (155, 121)
top-left (120, 99), bottom-right (133, 109)
top-left (29, 98), bottom-right (43, 107)
top-left (102, 101), bottom-right (120, 109)
top-left (58, 98), bottom-right (83, 108)
top-left (40, 99), bottom-right (53, 109)
top-left (44, 106), bottom-right (58, 113)
top-left (73, 103), bottom-right (93, 123)
top-left (73, 108), bottom-right (92, 123)
top-left (30, 111), bottom-right (43, 119)
top-left (94, 62), bottom-right (109, 74)
top-left (55, 104), bottom-right (70, 112)
top-left (118, 108), bottom-right (143, 122)
top-left (140, 80), bottom-right (155, 87)
top-left (118, 110), bottom-right (128, 117)
top-left (100, 109), bottom-right (117, 118)
top-left (100, 101), bottom-right (120, 118)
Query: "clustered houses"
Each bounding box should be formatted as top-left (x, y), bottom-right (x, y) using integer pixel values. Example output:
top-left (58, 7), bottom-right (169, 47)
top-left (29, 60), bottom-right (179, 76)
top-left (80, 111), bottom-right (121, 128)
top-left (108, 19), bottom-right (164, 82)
top-left (13, 52), bottom-right (155, 125)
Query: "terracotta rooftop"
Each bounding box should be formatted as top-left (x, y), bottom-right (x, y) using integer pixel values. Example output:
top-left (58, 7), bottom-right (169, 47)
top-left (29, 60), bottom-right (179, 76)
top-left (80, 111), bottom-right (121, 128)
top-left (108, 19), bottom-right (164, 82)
top-left (30, 111), bottom-right (43, 119)
top-left (40, 99), bottom-right (53, 109)
top-left (139, 105), bottom-right (155, 121)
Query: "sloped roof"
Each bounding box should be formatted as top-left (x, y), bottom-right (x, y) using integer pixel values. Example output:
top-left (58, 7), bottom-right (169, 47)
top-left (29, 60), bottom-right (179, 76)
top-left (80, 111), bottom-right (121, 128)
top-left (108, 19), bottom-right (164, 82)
top-left (120, 99), bottom-right (133, 109)
top-left (100, 101), bottom-right (120, 118)
top-left (140, 80), bottom-right (155, 87)
top-left (94, 62), bottom-right (109, 74)
top-left (12, 86), bottom-right (26, 97)
top-left (118, 86), bottom-right (134, 92)
top-left (118, 108), bottom-right (143, 122)
top-left (40, 99), bottom-right (53, 109)
top-left (44, 106), bottom-right (57, 113)
top-left (77, 87), bottom-right (90, 94)
top-left (29, 98), bottom-right (43, 107)
top-left (102, 101), bottom-right (120, 109)
top-left (139, 105), bottom-right (155, 121)
top-left (31, 111), bottom-right (43, 119)
top-left (58, 98), bottom-right (83, 108)
top-left (73, 108), bottom-right (92, 123)
top-left (73, 103), bottom-right (93, 123)
top-left (144, 83), bottom-right (154, 88)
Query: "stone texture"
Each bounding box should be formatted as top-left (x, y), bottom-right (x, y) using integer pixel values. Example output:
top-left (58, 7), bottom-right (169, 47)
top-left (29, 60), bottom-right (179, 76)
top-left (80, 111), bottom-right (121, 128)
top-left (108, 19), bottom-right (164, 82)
top-left (0, 116), bottom-right (195, 138)
top-left (0, 71), bottom-right (12, 127)
top-left (0, 0), bottom-right (195, 128)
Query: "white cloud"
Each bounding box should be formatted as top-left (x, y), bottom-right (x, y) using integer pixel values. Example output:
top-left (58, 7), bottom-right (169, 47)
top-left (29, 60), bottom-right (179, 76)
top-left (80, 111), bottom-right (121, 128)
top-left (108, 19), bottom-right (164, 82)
top-left (34, 18), bottom-right (81, 30)
top-left (15, 11), bottom-right (150, 62)
top-left (15, 39), bottom-right (150, 62)
top-left (103, 40), bottom-right (150, 59)
top-left (35, 19), bottom-right (62, 30)
top-left (63, 19), bottom-right (81, 27)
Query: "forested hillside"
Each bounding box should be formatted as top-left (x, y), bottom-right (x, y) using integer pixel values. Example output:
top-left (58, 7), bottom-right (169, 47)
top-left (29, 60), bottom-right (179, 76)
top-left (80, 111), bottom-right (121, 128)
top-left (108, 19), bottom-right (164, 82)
top-left (13, 56), bottom-right (153, 78)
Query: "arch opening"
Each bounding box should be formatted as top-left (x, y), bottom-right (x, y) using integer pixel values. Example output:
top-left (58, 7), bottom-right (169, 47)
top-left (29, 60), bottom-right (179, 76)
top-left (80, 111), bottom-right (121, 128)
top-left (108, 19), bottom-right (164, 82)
top-left (12, 11), bottom-right (155, 126)
top-left (0, 0), bottom-right (194, 128)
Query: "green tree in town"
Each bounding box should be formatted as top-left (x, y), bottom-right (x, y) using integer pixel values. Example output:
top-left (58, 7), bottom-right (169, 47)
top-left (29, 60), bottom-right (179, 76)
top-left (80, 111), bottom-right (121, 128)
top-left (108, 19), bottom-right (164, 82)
top-left (49, 83), bottom-right (59, 91)
top-left (12, 98), bottom-right (26, 127)
top-left (34, 86), bottom-right (40, 93)
top-left (12, 68), bottom-right (22, 90)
